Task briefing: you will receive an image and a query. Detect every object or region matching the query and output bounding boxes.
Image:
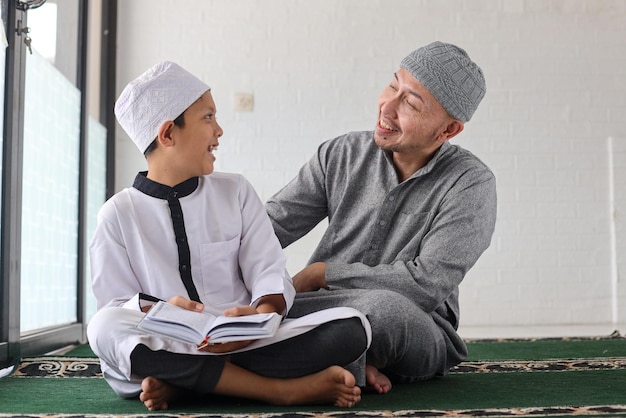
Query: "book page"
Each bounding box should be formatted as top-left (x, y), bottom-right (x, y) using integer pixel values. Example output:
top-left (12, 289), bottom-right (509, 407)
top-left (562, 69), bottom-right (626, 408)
top-left (144, 301), bottom-right (216, 336)
top-left (210, 312), bottom-right (277, 329)
top-left (139, 301), bottom-right (283, 345)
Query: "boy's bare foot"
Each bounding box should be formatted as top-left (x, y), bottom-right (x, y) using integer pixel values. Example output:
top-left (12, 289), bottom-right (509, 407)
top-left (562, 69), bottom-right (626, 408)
top-left (139, 376), bottom-right (181, 411)
top-left (274, 365), bottom-right (361, 407)
top-left (365, 364), bottom-right (392, 394)
top-left (140, 365), bottom-right (361, 409)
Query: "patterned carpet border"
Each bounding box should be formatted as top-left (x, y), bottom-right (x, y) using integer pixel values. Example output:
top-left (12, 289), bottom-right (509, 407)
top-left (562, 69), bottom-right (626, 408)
top-left (12, 357), bottom-right (102, 378)
top-left (450, 357), bottom-right (626, 374)
top-left (12, 356), bottom-right (626, 378)
top-left (11, 332), bottom-right (624, 379)
top-left (2, 404), bottom-right (626, 417)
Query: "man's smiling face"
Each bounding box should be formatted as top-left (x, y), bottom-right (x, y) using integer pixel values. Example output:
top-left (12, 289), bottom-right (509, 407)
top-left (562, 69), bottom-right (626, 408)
top-left (374, 68), bottom-right (455, 159)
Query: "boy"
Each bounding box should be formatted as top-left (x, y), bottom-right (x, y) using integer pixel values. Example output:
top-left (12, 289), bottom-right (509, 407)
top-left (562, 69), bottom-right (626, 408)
top-left (87, 61), bottom-right (369, 410)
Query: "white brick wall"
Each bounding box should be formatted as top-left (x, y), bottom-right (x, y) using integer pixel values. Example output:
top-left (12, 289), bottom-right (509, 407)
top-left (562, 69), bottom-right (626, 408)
top-left (115, 0), bottom-right (626, 327)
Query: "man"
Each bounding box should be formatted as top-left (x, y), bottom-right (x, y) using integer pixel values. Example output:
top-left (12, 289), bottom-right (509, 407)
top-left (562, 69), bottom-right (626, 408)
top-left (266, 41), bottom-right (497, 393)
top-left (87, 61), bottom-right (370, 410)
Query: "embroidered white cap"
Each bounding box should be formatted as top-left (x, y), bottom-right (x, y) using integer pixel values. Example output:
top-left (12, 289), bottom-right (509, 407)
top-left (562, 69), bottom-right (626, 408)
top-left (114, 61), bottom-right (211, 153)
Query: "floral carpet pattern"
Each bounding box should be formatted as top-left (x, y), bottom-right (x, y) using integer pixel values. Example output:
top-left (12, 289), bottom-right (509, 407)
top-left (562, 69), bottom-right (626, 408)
top-left (12, 356), bottom-right (626, 379)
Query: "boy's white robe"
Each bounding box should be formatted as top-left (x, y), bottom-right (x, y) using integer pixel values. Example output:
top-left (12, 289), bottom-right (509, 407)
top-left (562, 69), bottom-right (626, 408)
top-left (88, 172), bottom-right (370, 396)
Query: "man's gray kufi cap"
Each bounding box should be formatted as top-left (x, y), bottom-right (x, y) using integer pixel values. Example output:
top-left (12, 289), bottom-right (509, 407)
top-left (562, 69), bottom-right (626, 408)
top-left (115, 61), bottom-right (211, 153)
top-left (400, 41), bottom-right (485, 122)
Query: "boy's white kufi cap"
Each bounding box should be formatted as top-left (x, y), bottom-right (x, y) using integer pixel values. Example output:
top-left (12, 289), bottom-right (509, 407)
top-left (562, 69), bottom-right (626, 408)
top-left (114, 61), bottom-right (211, 153)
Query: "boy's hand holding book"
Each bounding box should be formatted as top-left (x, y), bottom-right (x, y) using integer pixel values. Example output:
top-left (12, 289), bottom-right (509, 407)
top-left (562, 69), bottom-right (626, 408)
top-left (200, 305), bottom-right (258, 353)
top-left (138, 300), bottom-right (282, 352)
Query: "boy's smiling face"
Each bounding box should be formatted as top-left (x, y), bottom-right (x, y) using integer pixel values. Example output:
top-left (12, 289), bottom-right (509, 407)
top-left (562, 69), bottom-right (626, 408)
top-left (168, 91), bottom-right (223, 180)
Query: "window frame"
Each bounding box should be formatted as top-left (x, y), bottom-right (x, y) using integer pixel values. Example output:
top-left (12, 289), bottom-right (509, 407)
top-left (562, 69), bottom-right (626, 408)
top-left (0, 0), bottom-right (116, 365)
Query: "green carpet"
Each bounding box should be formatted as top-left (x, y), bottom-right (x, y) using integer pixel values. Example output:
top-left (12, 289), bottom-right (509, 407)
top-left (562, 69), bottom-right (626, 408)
top-left (464, 336), bottom-right (626, 361)
top-left (1, 333), bottom-right (625, 417)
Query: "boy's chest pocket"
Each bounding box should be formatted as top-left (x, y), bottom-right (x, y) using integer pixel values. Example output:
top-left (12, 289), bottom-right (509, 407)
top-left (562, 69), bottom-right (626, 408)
top-left (199, 237), bottom-right (246, 308)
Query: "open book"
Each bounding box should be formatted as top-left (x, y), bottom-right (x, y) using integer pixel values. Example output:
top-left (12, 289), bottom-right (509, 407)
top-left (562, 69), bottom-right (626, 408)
top-left (138, 301), bottom-right (282, 348)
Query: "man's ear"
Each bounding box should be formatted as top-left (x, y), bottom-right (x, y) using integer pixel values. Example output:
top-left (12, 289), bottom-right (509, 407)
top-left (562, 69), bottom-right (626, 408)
top-left (439, 119), bottom-right (464, 142)
top-left (156, 121), bottom-right (176, 147)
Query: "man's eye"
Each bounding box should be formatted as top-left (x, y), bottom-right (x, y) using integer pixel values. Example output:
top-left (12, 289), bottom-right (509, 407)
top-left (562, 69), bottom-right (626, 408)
top-left (388, 84), bottom-right (397, 91)
top-left (405, 99), bottom-right (418, 110)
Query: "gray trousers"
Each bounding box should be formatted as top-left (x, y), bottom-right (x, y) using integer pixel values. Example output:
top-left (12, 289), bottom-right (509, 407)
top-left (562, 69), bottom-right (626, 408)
top-left (287, 289), bottom-right (466, 382)
top-left (130, 317), bottom-right (368, 393)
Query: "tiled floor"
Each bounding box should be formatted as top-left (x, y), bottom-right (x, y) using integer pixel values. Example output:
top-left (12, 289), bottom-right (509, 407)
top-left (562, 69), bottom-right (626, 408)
top-left (458, 323), bottom-right (626, 340)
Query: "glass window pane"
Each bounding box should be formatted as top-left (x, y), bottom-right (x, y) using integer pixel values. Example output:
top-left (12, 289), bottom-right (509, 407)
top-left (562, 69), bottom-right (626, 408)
top-left (28, 0), bottom-right (79, 86)
top-left (20, 0), bottom-right (81, 333)
top-left (0, 18), bottom-right (6, 258)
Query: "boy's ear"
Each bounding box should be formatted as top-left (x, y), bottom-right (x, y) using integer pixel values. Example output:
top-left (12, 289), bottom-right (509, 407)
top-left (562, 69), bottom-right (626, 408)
top-left (156, 121), bottom-right (176, 147)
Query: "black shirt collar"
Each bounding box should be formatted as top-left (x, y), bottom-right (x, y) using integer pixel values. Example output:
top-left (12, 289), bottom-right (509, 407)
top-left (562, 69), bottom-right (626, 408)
top-left (132, 171), bottom-right (199, 199)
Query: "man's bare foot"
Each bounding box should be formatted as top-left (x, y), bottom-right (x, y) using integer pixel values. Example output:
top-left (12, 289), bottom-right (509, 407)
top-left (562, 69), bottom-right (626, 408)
top-left (277, 365), bottom-right (361, 407)
top-left (139, 376), bottom-right (181, 411)
top-left (365, 364), bottom-right (392, 394)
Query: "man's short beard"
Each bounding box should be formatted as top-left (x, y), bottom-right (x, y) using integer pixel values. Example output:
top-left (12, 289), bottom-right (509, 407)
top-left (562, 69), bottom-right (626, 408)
top-left (374, 135), bottom-right (399, 153)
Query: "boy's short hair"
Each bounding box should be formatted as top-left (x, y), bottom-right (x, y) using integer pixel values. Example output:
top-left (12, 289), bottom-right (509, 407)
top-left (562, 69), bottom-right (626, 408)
top-left (115, 61), bottom-right (210, 153)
